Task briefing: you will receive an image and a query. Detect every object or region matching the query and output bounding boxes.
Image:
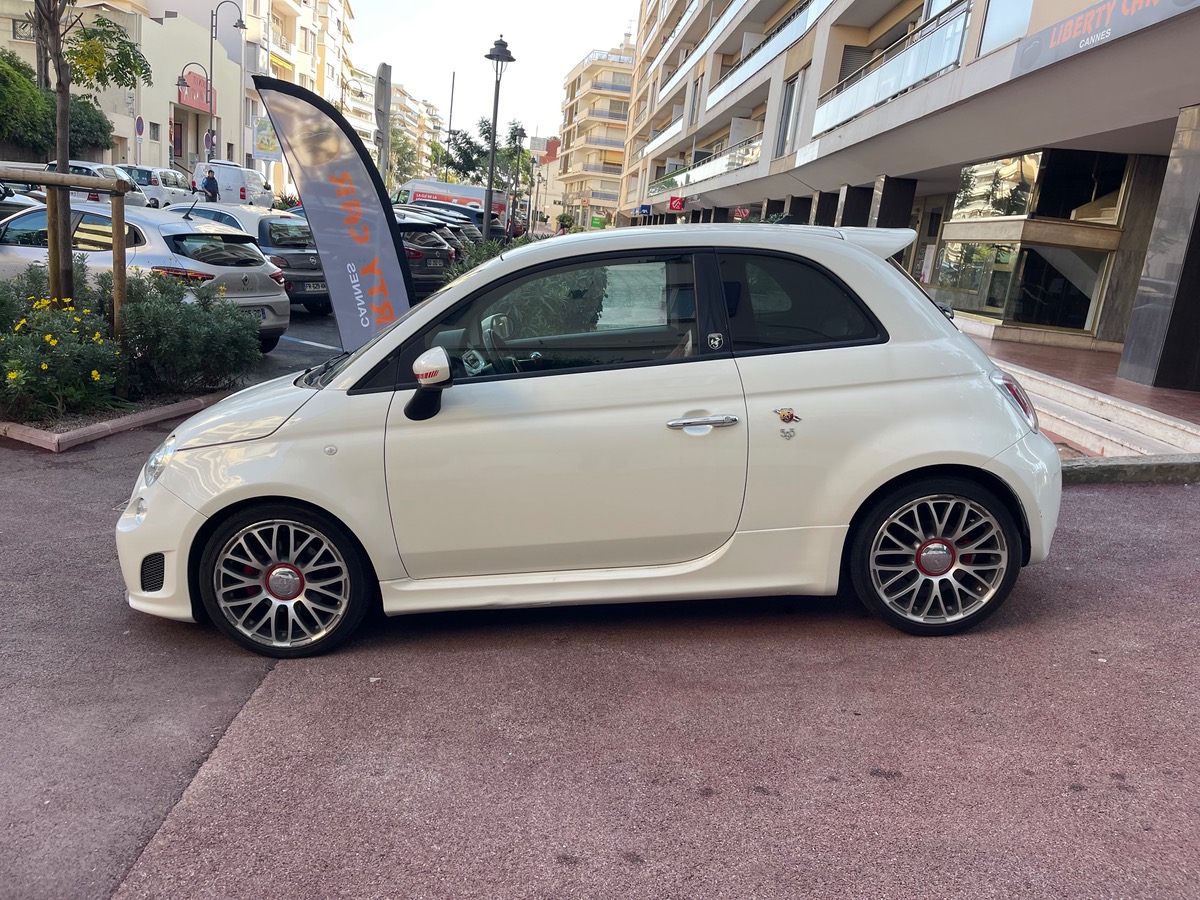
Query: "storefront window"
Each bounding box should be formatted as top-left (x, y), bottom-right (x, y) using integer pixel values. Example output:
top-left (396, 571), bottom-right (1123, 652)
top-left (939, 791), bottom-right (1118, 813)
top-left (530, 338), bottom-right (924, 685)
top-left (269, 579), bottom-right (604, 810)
top-left (1009, 245), bottom-right (1108, 330)
top-left (950, 154), bottom-right (1040, 220)
top-left (1033, 149), bottom-right (1126, 225)
top-left (932, 241), bottom-right (1016, 313)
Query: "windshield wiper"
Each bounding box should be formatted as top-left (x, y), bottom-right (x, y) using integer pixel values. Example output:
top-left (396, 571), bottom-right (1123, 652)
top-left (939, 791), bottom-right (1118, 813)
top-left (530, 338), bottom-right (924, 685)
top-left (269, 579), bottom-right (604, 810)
top-left (302, 351), bottom-right (350, 386)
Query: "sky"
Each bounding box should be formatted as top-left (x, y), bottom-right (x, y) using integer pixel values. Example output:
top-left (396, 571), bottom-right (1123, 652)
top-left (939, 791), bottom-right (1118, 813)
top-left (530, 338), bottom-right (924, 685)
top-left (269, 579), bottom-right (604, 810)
top-left (347, 0), bottom-right (642, 145)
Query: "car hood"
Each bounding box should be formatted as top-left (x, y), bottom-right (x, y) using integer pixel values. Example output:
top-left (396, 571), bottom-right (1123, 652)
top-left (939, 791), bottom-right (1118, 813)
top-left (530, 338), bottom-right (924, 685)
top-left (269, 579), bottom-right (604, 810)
top-left (174, 373), bottom-right (316, 451)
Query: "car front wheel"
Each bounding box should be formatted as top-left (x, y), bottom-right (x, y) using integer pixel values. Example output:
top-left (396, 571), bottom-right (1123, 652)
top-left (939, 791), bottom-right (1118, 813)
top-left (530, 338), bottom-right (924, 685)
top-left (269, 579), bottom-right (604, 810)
top-left (198, 504), bottom-right (374, 657)
top-left (849, 477), bottom-right (1021, 636)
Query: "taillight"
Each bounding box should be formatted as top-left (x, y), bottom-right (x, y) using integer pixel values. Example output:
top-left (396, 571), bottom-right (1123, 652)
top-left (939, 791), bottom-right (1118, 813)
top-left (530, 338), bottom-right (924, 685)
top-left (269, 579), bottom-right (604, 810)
top-left (405, 247), bottom-right (423, 259)
top-left (449, 248), bottom-right (455, 261)
top-left (991, 370), bottom-right (1039, 432)
top-left (150, 176), bottom-right (159, 185)
top-left (269, 268), bottom-right (285, 285)
top-left (268, 255), bottom-right (288, 268)
top-left (151, 265), bottom-right (215, 283)
top-left (87, 191), bottom-right (99, 201)
top-left (240, 186), bottom-right (246, 200)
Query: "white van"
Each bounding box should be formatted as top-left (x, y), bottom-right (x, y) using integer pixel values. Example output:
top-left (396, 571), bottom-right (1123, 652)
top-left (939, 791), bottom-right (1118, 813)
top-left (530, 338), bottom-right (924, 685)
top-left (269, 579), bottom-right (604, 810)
top-left (194, 160), bottom-right (273, 207)
top-left (125, 165), bottom-right (192, 208)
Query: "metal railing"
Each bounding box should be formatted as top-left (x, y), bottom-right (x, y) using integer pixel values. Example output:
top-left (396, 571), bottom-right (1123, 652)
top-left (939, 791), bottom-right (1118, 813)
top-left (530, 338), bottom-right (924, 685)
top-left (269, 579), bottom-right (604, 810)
top-left (270, 29), bottom-right (293, 53)
top-left (583, 135), bottom-right (627, 148)
top-left (707, 0), bottom-right (836, 109)
top-left (635, 115), bottom-right (684, 161)
top-left (583, 163), bottom-right (624, 174)
top-left (814, 0), bottom-right (970, 134)
top-left (657, 0), bottom-right (744, 105)
top-left (586, 79), bottom-right (633, 94)
top-left (585, 107), bottom-right (629, 122)
top-left (648, 0), bottom-right (701, 76)
top-left (646, 131), bottom-right (762, 196)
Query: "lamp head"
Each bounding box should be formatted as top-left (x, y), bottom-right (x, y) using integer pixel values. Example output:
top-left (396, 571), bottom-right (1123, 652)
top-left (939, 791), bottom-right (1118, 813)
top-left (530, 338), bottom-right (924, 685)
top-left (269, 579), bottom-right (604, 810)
top-left (234, 17), bottom-right (247, 29)
top-left (176, 74), bottom-right (189, 89)
top-left (485, 35), bottom-right (515, 78)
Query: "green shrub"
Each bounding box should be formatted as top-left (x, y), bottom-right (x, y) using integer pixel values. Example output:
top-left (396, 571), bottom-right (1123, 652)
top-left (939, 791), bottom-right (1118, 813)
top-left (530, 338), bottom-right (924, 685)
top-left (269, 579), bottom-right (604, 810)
top-left (1, 295), bottom-right (120, 421)
top-left (121, 273), bottom-right (262, 394)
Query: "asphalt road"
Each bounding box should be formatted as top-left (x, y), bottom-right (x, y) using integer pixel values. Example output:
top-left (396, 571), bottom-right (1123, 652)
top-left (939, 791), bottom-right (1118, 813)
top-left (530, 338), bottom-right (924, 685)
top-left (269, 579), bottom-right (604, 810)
top-left (1, 345), bottom-right (1199, 898)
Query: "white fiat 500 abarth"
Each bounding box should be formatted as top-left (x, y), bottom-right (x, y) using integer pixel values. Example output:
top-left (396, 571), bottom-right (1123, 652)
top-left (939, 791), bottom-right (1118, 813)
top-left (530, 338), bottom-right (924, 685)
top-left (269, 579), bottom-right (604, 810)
top-left (116, 224), bottom-right (1062, 658)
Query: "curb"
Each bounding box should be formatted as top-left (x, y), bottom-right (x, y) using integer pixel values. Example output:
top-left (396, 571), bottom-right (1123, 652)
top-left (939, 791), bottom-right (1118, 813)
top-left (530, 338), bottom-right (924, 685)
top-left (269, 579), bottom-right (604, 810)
top-left (0, 392), bottom-right (231, 453)
top-left (1062, 453), bottom-right (1200, 485)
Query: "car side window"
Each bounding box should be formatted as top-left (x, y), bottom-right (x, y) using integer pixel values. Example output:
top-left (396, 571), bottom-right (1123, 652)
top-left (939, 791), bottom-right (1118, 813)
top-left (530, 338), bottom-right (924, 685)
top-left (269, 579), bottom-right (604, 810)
top-left (416, 254), bottom-right (700, 381)
top-left (73, 213), bottom-right (143, 251)
top-left (0, 210), bottom-right (49, 247)
top-left (716, 252), bottom-right (884, 352)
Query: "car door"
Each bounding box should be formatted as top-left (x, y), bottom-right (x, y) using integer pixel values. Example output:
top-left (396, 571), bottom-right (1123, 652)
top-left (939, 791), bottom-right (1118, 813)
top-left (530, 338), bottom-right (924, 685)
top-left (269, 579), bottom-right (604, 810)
top-left (384, 251), bottom-right (748, 579)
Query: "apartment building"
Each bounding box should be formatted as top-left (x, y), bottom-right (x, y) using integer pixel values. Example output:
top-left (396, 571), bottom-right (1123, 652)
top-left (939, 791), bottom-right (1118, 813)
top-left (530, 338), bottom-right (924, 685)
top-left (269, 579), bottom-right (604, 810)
top-left (559, 40), bottom-right (636, 229)
top-left (625, 0), bottom-right (1200, 391)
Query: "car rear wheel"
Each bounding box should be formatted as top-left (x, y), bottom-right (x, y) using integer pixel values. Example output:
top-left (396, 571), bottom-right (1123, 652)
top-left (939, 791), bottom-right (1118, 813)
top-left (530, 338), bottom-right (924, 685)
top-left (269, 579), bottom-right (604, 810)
top-left (259, 335), bottom-right (280, 353)
top-left (849, 477), bottom-right (1021, 636)
top-left (148, 198), bottom-right (160, 208)
top-left (198, 504), bottom-right (373, 657)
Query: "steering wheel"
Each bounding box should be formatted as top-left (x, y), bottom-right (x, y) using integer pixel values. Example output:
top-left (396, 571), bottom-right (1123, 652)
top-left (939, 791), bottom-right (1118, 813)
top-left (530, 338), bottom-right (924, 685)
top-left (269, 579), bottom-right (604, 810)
top-left (482, 327), bottom-right (520, 374)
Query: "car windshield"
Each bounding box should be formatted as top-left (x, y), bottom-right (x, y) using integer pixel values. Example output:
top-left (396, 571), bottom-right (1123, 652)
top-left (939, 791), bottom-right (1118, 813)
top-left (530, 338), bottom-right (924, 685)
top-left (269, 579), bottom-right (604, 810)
top-left (261, 218), bottom-right (314, 248)
top-left (168, 233), bottom-right (266, 267)
top-left (128, 168), bottom-right (153, 185)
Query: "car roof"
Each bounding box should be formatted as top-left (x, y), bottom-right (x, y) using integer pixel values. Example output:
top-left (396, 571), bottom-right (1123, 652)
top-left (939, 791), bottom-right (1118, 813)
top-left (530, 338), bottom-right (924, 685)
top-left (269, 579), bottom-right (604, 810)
top-left (62, 200), bottom-right (251, 235)
top-left (171, 203), bottom-right (300, 223)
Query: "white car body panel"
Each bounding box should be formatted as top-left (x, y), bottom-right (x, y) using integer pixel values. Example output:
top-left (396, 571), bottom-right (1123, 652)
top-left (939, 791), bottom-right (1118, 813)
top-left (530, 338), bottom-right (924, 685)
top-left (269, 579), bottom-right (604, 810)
top-left (115, 224), bottom-right (1062, 635)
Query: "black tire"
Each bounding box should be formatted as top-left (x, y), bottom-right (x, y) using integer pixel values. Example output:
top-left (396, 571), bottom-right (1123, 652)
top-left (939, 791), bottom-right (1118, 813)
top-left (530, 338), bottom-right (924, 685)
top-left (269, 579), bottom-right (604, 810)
top-left (198, 503), bottom-right (374, 658)
top-left (849, 476), bottom-right (1021, 636)
top-left (259, 334), bottom-right (280, 353)
top-left (303, 299), bottom-right (332, 315)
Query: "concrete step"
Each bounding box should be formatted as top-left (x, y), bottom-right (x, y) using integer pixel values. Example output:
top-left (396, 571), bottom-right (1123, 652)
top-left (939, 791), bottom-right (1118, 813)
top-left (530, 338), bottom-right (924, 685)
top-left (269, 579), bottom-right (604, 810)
top-left (999, 362), bottom-right (1200, 457)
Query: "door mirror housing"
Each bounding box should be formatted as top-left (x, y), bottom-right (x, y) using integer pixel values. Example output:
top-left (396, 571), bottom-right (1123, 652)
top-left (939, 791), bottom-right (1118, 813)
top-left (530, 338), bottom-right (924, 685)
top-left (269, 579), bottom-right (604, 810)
top-left (404, 346), bottom-right (453, 420)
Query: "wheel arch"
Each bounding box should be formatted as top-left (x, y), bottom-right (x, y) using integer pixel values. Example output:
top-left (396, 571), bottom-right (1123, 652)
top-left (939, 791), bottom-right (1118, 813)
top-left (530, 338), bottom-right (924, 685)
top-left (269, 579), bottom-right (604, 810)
top-left (186, 494), bottom-right (383, 622)
top-left (840, 464), bottom-right (1032, 584)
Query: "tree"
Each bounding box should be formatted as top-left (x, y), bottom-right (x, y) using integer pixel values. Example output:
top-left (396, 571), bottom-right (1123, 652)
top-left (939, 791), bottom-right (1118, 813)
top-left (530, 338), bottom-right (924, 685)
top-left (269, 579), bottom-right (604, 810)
top-left (30, 2), bottom-right (151, 299)
top-left (444, 128), bottom-right (487, 183)
top-left (388, 127), bottom-right (420, 186)
top-left (0, 50), bottom-right (52, 154)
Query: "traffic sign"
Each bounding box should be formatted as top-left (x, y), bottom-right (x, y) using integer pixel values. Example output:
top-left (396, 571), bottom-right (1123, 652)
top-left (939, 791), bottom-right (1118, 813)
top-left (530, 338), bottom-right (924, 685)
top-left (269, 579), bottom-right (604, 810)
top-left (581, 198), bottom-right (589, 206)
top-left (135, 115), bottom-right (144, 136)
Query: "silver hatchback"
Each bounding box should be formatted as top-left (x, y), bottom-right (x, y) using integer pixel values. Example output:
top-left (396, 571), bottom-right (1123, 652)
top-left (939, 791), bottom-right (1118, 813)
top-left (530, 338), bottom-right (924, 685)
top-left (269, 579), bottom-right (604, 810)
top-left (0, 202), bottom-right (289, 351)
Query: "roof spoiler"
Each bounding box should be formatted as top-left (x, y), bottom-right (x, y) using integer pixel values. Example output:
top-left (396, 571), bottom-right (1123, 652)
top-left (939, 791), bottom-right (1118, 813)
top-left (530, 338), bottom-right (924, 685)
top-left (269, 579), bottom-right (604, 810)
top-left (834, 227), bottom-right (917, 259)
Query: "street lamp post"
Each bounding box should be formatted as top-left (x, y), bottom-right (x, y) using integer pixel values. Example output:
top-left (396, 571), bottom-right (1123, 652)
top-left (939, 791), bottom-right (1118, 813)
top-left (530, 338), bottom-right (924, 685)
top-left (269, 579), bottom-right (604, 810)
top-left (208, 2), bottom-right (246, 160)
top-left (482, 36), bottom-right (514, 244)
top-left (176, 62), bottom-right (211, 161)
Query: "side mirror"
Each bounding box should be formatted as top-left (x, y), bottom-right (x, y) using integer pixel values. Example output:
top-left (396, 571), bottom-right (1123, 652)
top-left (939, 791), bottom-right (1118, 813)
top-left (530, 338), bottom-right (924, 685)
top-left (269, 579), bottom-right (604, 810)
top-left (937, 301), bottom-right (955, 321)
top-left (404, 346), bottom-right (453, 421)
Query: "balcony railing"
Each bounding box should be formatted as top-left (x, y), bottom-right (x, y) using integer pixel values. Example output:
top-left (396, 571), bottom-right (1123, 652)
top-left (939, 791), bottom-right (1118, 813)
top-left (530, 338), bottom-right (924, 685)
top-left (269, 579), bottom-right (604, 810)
top-left (646, 132), bottom-right (763, 196)
top-left (583, 163), bottom-right (624, 174)
top-left (586, 79), bottom-right (633, 94)
top-left (648, 0), bottom-right (700, 76)
top-left (636, 115), bottom-right (685, 162)
top-left (584, 107), bottom-right (629, 122)
top-left (270, 29), bottom-right (293, 53)
top-left (578, 49), bottom-right (635, 67)
top-left (707, 0), bottom-right (836, 110)
top-left (583, 135), bottom-right (627, 149)
top-left (657, 0), bottom-right (744, 105)
top-left (814, 0), bottom-right (970, 135)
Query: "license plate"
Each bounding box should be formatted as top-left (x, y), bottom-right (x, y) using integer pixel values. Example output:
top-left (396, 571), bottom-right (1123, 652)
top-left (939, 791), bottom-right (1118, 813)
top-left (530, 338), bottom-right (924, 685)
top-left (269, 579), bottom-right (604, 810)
top-left (305, 281), bottom-right (327, 291)
top-left (425, 259), bottom-right (444, 267)
top-left (246, 307), bottom-right (267, 321)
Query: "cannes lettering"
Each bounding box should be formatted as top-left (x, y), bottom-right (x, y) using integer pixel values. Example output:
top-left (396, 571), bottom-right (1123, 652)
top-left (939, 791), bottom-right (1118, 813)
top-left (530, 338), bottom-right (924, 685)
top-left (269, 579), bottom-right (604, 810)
top-left (1049, 0), bottom-right (1165, 50)
top-left (329, 170), bottom-right (396, 331)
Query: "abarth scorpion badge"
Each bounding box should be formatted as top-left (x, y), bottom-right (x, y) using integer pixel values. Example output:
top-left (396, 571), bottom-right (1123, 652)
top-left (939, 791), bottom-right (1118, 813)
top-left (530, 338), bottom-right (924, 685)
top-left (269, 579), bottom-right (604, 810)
top-left (774, 408), bottom-right (798, 424)
top-left (707, 333), bottom-right (724, 350)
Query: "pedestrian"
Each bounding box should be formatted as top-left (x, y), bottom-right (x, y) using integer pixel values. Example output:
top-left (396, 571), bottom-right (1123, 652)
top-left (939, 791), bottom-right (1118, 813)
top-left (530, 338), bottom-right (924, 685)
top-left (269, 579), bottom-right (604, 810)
top-left (200, 168), bottom-right (220, 202)
top-left (555, 223), bottom-right (567, 236)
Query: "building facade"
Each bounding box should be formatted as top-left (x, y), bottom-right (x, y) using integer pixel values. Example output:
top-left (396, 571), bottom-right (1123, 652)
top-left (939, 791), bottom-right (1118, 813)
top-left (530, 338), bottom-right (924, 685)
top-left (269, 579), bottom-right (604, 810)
top-left (625, 0), bottom-right (1200, 390)
top-left (559, 40), bottom-right (636, 229)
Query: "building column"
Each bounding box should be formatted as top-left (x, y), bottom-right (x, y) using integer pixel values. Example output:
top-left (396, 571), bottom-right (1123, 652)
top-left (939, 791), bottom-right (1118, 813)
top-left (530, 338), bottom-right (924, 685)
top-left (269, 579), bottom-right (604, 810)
top-left (787, 195), bottom-right (812, 223)
top-left (835, 185), bottom-right (872, 227)
top-left (810, 191), bottom-right (838, 226)
top-left (1118, 104), bottom-right (1200, 390)
top-left (869, 175), bottom-right (917, 228)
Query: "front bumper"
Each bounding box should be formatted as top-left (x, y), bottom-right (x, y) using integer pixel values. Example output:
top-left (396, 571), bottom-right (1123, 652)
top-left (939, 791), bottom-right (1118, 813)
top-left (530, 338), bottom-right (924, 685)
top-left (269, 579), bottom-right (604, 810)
top-left (116, 477), bottom-right (209, 622)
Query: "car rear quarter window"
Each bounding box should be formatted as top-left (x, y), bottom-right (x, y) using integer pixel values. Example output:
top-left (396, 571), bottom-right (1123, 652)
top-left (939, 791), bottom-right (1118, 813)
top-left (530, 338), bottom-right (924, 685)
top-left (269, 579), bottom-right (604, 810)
top-left (73, 213), bottom-right (144, 250)
top-left (716, 252), bottom-right (885, 352)
top-left (168, 233), bottom-right (266, 267)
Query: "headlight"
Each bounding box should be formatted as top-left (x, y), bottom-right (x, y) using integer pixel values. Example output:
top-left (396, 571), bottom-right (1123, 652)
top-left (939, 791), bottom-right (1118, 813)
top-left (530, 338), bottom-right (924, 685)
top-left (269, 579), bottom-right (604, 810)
top-left (143, 435), bottom-right (177, 486)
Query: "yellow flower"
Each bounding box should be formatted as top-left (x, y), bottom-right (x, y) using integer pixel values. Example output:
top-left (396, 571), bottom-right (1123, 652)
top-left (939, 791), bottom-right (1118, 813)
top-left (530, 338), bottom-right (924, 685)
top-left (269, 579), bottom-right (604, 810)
top-left (44, 333), bottom-right (53, 342)
top-left (91, 370), bottom-right (101, 381)
top-left (83, 308), bottom-right (91, 314)
top-left (41, 362), bottom-right (48, 370)
top-left (6, 371), bottom-right (17, 380)
top-left (74, 317), bottom-right (81, 322)
top-left (50, 338), bottom-right (58, 346)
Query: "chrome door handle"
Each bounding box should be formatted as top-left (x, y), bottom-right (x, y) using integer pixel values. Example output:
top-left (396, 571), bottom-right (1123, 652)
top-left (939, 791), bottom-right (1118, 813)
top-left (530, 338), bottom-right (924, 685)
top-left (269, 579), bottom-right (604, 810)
top-left (667, 415), bottom-right (739, 429)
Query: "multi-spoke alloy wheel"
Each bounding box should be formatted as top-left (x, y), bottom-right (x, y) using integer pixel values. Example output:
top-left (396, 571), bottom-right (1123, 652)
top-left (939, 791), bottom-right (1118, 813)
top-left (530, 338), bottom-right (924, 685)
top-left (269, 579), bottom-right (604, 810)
top-left (850, 478), bottom-right (1022, 635)
top-left (199, 505), bottom-right (372, 657)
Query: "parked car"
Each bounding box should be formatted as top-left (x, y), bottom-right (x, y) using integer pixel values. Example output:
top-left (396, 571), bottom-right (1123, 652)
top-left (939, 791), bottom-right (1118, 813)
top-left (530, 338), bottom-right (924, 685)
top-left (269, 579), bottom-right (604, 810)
top-left (391, 208), bottom-right (455, 300)
top-left (167, 203), bottom-right (331, 315)
top-left (44, 160), bottom-right (149, 207)
top-left (124, 165), bottom-right (193, 208)
top-left (0, 187), bottom-right (43, 222)
top-left (392, 204), bottom-right (466, 255)
top-left (115, 224), bottom-right (1062, 658)
top-left (191, 160), bottom-right (273, 207)
top-left (411, 198), bottom-right (503, 237)
top-left (393, 203), bottom-right (472, 251)
top-left (0, 201), bottom-right (289, 351)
